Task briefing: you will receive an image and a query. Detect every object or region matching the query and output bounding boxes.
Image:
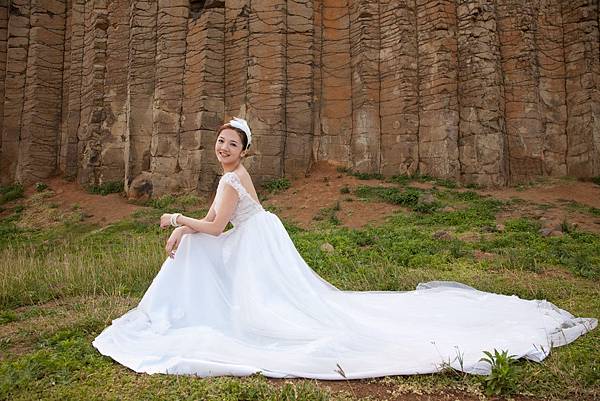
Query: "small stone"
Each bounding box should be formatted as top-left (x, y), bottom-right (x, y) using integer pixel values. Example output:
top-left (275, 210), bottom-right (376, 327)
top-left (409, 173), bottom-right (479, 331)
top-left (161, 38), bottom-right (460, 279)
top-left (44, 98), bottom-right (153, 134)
top-left (539, 228), bottom-right (553, 237)
top-left (549, 230), bottom-right (563, 237)
top-left (473, 250), bottom-right (495, 261)
top-left (432, 230), bottom-right (452, 240)
top-left (320, 242), bottom-right (334, 253)
top-left (419, 193), bottom-right (436, 205)
top-left (441, 206), bottom-right (455, 212)
top-left (495, 223), bottom-right (505, 232)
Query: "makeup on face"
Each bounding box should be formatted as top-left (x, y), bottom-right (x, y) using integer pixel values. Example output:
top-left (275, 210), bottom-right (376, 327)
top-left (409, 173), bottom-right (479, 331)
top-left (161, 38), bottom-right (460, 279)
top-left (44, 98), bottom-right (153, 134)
top-left (215, 129), bottom-right (244, 163)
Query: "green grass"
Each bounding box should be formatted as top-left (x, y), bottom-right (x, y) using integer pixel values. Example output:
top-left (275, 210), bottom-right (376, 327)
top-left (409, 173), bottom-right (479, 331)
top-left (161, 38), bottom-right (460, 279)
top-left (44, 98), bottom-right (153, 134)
top-left (0, 180), bottom-right (598, 400)
top-left (565, 200), bottom-right (600, 217)
top-left (86, 181), bottom-right (124, 196)
top-left (262, 177), bottom-right (291, 194)
top-left (0, 183), bottom-right (24, 205)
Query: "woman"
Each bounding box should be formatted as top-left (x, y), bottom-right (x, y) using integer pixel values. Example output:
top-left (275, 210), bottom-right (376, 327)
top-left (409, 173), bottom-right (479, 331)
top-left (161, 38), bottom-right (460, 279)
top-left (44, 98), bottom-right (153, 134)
top-left (93, 117), bottom-right (596, 379)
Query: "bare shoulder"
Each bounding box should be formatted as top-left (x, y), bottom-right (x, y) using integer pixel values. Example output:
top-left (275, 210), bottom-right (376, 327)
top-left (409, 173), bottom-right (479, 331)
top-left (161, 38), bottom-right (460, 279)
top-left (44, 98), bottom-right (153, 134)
top-left (234, 168), bottom-right (260, 202)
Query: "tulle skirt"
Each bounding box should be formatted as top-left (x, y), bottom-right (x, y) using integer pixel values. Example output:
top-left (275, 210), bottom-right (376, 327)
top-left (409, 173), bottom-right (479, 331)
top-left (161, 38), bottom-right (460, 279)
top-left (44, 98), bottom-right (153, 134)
top-left (93, 210), bottom-right (597, 379)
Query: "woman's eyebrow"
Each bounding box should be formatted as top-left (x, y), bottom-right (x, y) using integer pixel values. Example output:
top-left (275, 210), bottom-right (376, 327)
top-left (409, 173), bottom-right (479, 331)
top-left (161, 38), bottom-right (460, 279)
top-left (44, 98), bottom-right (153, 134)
top-left (218, 134), bottom-right (238, 144)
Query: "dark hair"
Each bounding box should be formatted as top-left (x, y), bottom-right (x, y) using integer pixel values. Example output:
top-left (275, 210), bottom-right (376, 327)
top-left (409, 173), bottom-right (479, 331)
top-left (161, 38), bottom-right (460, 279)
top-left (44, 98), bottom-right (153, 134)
top-left (217, 123), bottom-right (250, 150)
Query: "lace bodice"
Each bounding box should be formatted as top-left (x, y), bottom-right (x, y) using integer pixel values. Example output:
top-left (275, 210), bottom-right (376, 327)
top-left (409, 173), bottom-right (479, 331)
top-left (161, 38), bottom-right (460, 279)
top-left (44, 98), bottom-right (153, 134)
top-left (215, 172), bottom-right (264, 227)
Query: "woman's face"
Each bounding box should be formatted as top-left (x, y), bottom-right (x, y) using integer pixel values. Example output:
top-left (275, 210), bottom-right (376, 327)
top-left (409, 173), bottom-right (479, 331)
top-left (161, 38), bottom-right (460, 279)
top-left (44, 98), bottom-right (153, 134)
top-left (215, 128), bottom-right (245, 165)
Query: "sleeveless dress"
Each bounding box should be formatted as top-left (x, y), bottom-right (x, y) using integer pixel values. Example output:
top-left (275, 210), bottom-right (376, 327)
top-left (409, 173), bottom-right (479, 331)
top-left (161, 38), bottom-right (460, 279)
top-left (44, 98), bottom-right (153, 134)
top-left (93, 172), bottom-right (597, 379)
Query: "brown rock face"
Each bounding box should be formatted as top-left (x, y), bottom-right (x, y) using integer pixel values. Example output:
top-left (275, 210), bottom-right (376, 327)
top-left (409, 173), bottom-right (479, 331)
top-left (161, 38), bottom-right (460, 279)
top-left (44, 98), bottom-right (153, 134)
top-left (1, 0), bottom-right (599, 197)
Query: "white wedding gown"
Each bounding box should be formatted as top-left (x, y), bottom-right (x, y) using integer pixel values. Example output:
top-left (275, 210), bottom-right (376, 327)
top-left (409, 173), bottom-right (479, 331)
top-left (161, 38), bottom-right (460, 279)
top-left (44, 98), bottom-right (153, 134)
top-left (93, 172), bottom-right (597, 379)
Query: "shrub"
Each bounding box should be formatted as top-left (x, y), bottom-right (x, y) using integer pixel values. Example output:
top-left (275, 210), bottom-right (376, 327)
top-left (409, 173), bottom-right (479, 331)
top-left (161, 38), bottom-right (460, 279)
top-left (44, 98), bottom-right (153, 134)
top-left (0, 183), bottom-right (24, 205)
top-left (262, 177), bottom-right (291, 194)
top-left (87, 181), bottom-right (124, 196)
top-left (479, 349), bottom-right (519, 397)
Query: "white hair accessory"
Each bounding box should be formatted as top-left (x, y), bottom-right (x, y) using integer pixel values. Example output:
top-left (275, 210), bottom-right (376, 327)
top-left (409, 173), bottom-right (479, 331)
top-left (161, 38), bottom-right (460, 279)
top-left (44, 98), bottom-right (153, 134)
top-left (228, 117), bottom-right (252, 150)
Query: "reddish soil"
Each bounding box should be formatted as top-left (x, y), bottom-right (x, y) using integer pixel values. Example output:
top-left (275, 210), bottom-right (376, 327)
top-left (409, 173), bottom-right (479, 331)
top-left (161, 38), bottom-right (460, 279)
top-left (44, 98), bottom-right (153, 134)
top-left (264, 161), bottom-right (401, 229)
top-left (42, 178), bottom-right (145, 225)
top-left (481, 179), bottom-right (600, 209)
top-left (267, 377), bottom-right (549, 401)
top-left (9, 177), bottom-right (147, 227)
top-left (4, 164), bottom-right (600, 235)
top-left (482, 179), bottom-right (600, 234)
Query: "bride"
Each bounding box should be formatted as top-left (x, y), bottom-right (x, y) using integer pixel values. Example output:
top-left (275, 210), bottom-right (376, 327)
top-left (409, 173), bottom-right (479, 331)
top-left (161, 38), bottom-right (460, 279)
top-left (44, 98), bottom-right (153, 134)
top-left (93, 117), bottom-right (596, 379)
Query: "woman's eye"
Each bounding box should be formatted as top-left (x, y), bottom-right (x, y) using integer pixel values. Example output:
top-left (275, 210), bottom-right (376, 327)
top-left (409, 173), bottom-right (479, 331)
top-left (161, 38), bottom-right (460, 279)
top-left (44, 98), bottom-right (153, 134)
top-left (231, 143), bottom-right (237, 147)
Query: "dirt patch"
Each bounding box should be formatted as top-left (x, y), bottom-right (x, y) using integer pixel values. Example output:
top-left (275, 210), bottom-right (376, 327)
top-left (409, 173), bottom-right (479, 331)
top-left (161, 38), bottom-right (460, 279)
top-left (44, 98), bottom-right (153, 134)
top-left (481, 179), bottom-right (600, 233)
top-left (264, 161), bottom-right (401, 229)
top-left (7, 177), bottom-right (147, 228)
top-left (268, 377), bottom-right (550, 401)
top-left (481, 179), bottom-right (600, 209)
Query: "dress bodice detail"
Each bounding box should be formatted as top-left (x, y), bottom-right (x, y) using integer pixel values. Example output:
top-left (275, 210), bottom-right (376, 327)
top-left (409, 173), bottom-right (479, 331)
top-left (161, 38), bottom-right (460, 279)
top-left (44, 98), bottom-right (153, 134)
top-left (216, 172), bottom-right (264, 227)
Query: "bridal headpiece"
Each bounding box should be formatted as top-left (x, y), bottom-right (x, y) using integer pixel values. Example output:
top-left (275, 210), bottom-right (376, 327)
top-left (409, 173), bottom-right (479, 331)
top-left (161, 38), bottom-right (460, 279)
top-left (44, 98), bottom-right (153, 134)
top-left (228, 117), bottom-right (252, 150)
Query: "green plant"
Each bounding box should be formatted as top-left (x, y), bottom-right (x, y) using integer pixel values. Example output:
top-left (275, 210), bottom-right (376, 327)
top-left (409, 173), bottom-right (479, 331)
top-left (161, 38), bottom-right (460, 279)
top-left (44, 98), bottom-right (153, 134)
top-left (312, 206), bottom-right (340, 226)
top-left (560, 218), bottom-right (572, 234)
top-left (87, 181), bottom-right (124, 196)
top-left (479, 349), bottom-right (519, 397)
top-left (34, 182), bottom-right (48, 192)
top-left (262, 177), bottom-right (291, 194)
top-left (0, 183), bottom-right (24, 205)
top-left (355, 186), bottom-right (422, 208)
top-left (591, 176), bottom-right (600, 186)
top-left (340, 185), bottom-right (350, 194)
top-left (352, 171), bottom-right (384, 180)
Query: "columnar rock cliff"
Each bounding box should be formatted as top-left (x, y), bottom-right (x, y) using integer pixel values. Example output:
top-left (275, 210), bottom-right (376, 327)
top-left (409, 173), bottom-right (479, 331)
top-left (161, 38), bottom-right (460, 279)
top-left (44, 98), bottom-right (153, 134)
top-left (0, 0), bottom-right (599, 196)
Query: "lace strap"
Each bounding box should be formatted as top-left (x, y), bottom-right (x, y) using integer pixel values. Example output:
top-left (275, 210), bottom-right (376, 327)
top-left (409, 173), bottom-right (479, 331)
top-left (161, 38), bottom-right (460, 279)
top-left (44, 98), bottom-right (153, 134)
top-left (221, 172), bottom-right (248, 197)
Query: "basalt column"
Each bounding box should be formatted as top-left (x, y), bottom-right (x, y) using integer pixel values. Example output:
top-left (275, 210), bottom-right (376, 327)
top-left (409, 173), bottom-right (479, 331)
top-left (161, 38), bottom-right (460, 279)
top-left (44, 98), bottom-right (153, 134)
top-left (61, 0), bottom-right (85, 180)
top-left (538, 0), bottom-right (567, 177)
top-left (16, 0), bottom-right (66, 183)
top-left (348, 0), bottom-right (380, 173)
top-left (416, 0), bottom-right (460, 180)
top-left (497, 1), bottom-right (544, 183)
top-left (317, 0), bottom-right (353, 164)
top-left (0, 0), bottom-right (30, 184)
top-left (0, 2), bottom-right (7, 170)
top-left (150, 0), bottom-right (189, 196)
top-left (102, 0), bottom-right (129, 183)
top-left (124, 0), bottom-right (157, 196)
top-left (379, 0), bottom-right (419, 176)
top-left (181, 2), bottom-right (225, 194)
top-left (283, 0), bottom-right (314, 176)
top-left (563, 0), bottom-right (600, 178)
top-left (77, 0), bottom-right (109, 186)
top-left (246, 0), bottom-right (287, 180)
top-left (456, 0), bottom-right (507, 186)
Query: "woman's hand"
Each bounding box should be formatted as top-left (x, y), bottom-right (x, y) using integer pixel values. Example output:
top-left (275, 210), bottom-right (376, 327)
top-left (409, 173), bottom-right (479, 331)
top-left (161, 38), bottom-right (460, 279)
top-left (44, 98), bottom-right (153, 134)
top-left (160, 213), bottom-right (173, 228)
top-left (165, 227), bottom-right (185, 258)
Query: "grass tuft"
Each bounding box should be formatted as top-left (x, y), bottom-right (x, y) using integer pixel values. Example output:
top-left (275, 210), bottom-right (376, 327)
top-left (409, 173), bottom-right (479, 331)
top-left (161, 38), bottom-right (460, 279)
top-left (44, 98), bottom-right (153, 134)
top-left (262, 177), bottom-right (291, 194)
top-left (86, 181), bottom-right (124, 196)
top-left (0, 183), bottom-right (24, 205)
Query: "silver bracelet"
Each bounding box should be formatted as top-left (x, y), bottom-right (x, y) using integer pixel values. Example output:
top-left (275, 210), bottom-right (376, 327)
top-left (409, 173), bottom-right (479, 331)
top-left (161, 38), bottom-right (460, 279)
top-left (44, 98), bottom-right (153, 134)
top-left (170, 213), bottom-right (182, 227)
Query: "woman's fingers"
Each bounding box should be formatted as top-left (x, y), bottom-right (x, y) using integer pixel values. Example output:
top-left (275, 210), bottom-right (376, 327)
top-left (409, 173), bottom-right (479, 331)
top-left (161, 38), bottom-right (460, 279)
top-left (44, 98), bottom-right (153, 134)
top-left (165, 234), bottom-right (181, 259)
top-left (160, 214), bottom-right (171, 228)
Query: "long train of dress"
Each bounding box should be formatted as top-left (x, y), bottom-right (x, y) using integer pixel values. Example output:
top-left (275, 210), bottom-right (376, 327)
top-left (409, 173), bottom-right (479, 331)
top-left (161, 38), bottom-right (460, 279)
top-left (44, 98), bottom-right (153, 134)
top-left (93, 173), bottom-right (597, 379)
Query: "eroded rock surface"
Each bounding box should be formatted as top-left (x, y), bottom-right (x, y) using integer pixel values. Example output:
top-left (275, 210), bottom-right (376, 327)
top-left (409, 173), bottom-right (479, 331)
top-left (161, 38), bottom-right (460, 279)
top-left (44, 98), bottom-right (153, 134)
top-left (0, 0), bottom-right (599, 197)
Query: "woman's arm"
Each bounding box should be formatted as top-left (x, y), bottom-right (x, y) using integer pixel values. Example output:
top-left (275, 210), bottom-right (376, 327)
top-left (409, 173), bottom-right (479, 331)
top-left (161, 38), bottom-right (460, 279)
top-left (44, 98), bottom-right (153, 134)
top-left (160, 185), bottom-right (238, 237)
top-left (204, 202), bottom-right (217, 222)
